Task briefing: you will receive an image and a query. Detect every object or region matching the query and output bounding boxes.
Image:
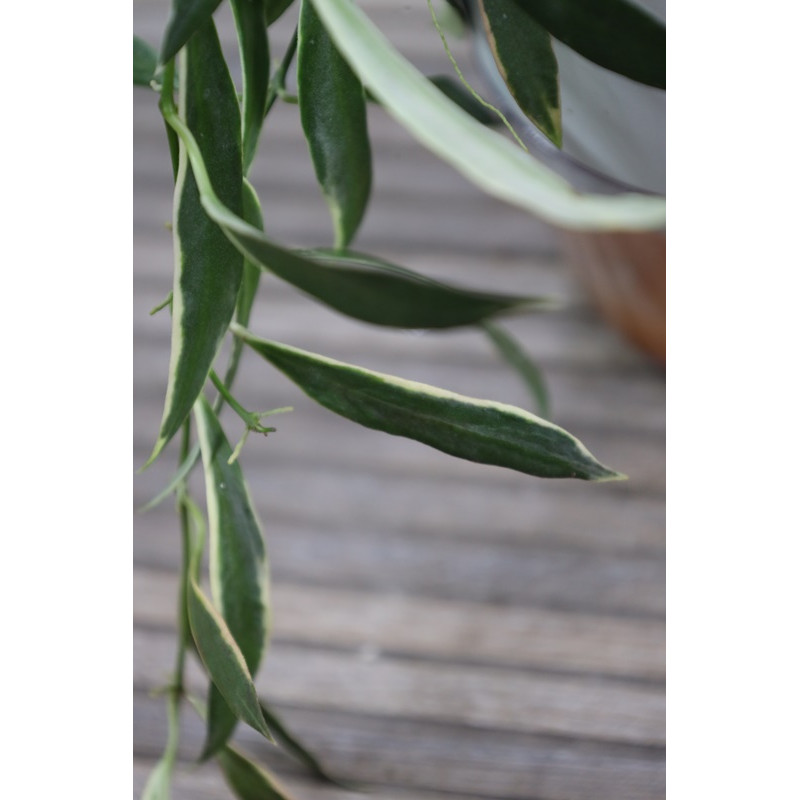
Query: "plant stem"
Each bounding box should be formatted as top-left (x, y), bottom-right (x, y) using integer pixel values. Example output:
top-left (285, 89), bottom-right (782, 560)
top-left (264, 28), bottom-right (298, 118)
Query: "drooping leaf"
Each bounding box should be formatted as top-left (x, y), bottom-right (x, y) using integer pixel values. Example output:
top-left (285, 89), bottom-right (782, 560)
top-left (307, 0), bottom-right (665, 230)
top-left (147, 19), bottom-right (243, 466)
top-left (482, 320), bottom-right (550, 418)
top-left (194, 395), bottom-right (271, 758)
top-left (290, 248), bottom-right (550, 327)
top-left (160, 0), bottom-right (224, 64)
top-left (259, 699), bottom-right (349, 787)
top-left (233, 327), bottom-right (624, 481)
top-left (187, 575), bottom-right (273, 743)
top-left (231, 0), bottom-right (270, 172)
top-left (266, 0), bottom-right (295, 25)
top-left (509, 0), bottom-right (665, 89)
top-left (134, 36), bottom-right (158, 86)
top-left (427, 75), bottom-right (500, 126)
top-left (150, 105), bottom-right (549, 331)
top-left (217, 746), bottom-right (295, 800)
top-left (298, 0), bottom-right (371, 249)
top-left (478, 0), bottom-right (561, 146)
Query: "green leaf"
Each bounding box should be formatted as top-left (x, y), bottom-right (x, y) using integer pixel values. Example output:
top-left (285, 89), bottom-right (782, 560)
top-left (259, 699), bottom-right (348, 787)
top-left (478, 0), bottom-right (561, 146)
top-left (298, 0), bottom-right (371, 249)
top-left (233, 327), bottom-right (624, 481)
top-left (134, 36), bottom-right (158, 86)
top-left (187, 575), bottom-right (273, 743)
top-left (231, 0), bottom-right (270, 172)
top-left (236, 180), bottom-right (263, 330)
top-left (482, 320), bottom-right (550, 418)
top-left (266, 0), bottom-right (295, 25)
top-left (147, 18), bottom-right (243, 466)
top-left (147, 98), bottom-right (548, 331)
top-left (194, 395), bottom-right (271, 758)
top-left (290, 248), bottom-right (549, 327)
top-left (307, 0), bottom-right (664, 230)
top-left (509, 0), bottom-right (665, 89)
top-left (427, 75), bottom-right (500, 126)
top-left (217, 746), bottom-right (295, 800)
top-left (160, 0), bottom-right (224, 64)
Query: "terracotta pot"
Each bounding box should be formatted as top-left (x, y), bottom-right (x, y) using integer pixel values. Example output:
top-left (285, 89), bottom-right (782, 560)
top-left (560, 229), bottom-right (665, 366)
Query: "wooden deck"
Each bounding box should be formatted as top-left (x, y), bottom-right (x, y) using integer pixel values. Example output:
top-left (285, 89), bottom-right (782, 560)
top-left (133, 2), bottom-right (665, 798)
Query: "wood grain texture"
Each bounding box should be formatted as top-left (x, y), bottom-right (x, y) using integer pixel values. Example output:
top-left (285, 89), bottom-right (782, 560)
top-left (133, 0), bottom-right (665, 797)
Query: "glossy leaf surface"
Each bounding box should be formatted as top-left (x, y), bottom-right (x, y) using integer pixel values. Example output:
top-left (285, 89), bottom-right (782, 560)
top-left (509, 0), bottom-right (665, 89)
top-left (308, 0), bottom-right (665, 230)
top-left (160, 0), bottom-right (223, 64)
top-left (195, 395), bottom-right (270, 757)
top-left (231, 0), bottom-right (270, 172)
top-left (218, 746), bottom-right (294, 799)
top-left (298, 0), bottom-right (371, 249)
top-left (148, 19), bottom-right (243, 465)
top-left (234, 327), bottom-right (623, 480)
top-left (134, 36), bottom-right (158, 86)
top-left (187, 575), bottom-right (273, 742)
top-left (478, 0), bottom-right (561, 145)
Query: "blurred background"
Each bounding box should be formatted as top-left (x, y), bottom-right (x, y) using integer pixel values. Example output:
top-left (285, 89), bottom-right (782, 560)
top-left (133, 1), bottom-right (665, 797)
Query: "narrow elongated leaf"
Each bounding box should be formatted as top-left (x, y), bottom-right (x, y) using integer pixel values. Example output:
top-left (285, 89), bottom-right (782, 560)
top-left (478, 0), bottom-right (561, 146)
top-left (134, 36), bottom-right (158, 86)
top-left (266, 0), bottom-right (295, 25)
top-left (218, 746), bottom-right (295, 800)
top-left (147, 19), bottom-right (243, 466)
top-left (509, 0), bottom-right (665, 89)
top-left (187, 576), bottom-right (273, 742)
top-left (293, 248), bottom-right (549, 327)
top-left (151, 106), bottom-right (547, 331)
top-left (307, 0), bottom-right (664, 230)
top-left (482, 320), bottom-right (550, 418)
top-left (160, 0), bottom-right (223, 64)
top-left (195, 395), bottom-right (270, 757)
top-left (298, 0), bottom-right (371, 249)
top-left (231, 0), bottom-right (270, 172)
top-left (236, 180), bottom-right (263, 329)
top-left (259, 700), bottom-right (347, 786)
top-left (233, 327), bottom-right (623, 481)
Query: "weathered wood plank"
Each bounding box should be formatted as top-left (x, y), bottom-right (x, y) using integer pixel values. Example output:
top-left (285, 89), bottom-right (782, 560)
top-left (135, 696), bottom-right (665, 800)
top-left (133, 629), bottom-right (664, 746)
top-left (134, 506), bottom-right (663, 617)
top-left (135, 569), bottom-right (664, 680)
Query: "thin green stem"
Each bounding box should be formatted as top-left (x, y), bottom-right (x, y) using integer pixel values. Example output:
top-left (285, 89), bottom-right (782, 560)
top-left (426, 0), bottom-right (528, 152)
top-left (264, 28), bottom-right (298, 118)
top-left (210, 370), bottom-right (257, 426)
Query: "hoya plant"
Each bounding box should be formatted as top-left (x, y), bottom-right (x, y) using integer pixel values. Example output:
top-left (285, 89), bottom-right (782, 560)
top-left (134, 0), bottom-right (665, 796)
